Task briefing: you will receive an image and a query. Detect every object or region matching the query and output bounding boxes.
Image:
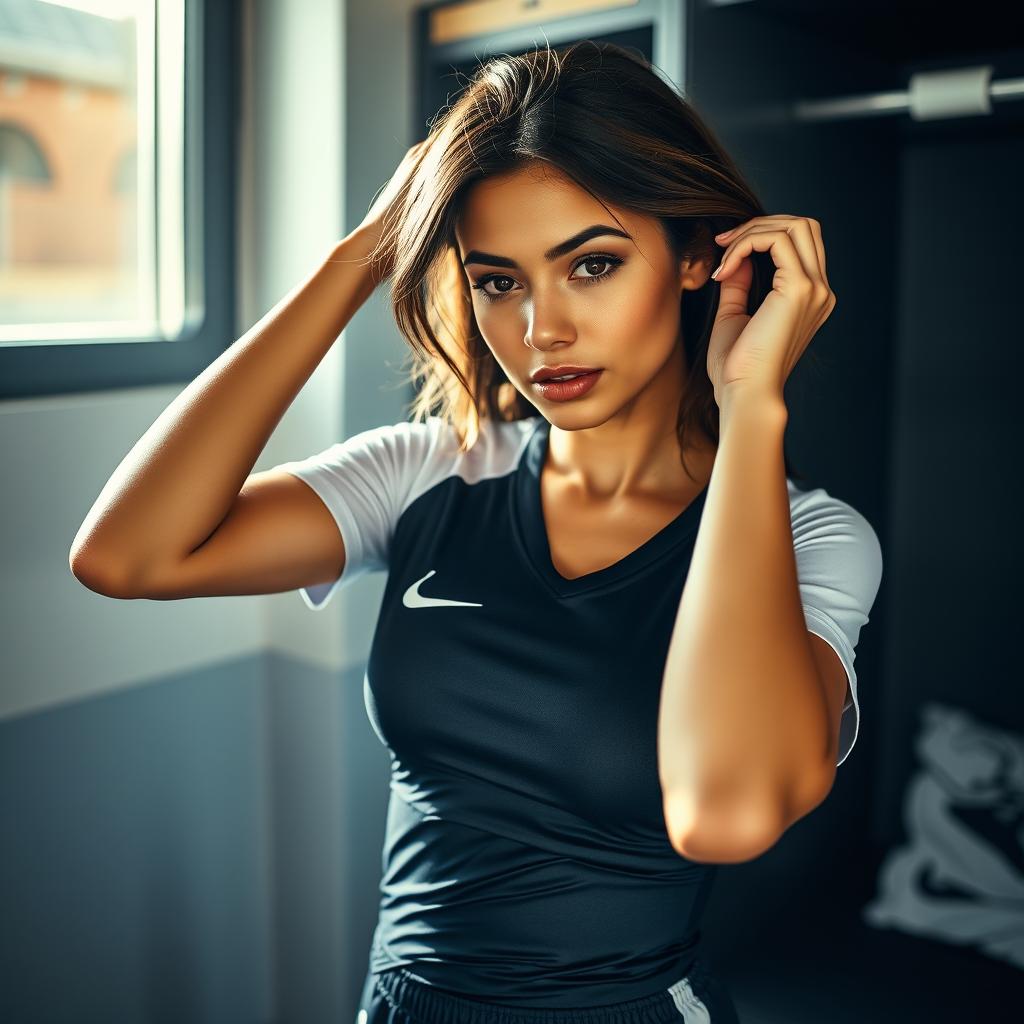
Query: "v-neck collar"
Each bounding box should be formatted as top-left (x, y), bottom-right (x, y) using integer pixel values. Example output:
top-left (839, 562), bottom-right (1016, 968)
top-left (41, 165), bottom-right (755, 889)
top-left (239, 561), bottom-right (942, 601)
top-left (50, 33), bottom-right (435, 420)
top-left (511, 417), bottom-right (711, 599)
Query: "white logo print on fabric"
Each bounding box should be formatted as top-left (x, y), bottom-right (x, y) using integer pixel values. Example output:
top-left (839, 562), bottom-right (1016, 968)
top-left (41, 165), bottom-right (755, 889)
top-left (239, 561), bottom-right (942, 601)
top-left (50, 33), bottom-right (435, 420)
top-left (402, 569), bottom-right (483, 609)
top-left (863, 701), bottom-right (1024, 970)
top-left (666, 975), bottom-right (712, 1023)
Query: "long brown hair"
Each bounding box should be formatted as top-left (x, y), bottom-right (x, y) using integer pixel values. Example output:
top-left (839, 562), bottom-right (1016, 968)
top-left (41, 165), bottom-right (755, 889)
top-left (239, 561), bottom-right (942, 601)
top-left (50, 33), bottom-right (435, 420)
top-left (370, 39), bottom-right (807, 483)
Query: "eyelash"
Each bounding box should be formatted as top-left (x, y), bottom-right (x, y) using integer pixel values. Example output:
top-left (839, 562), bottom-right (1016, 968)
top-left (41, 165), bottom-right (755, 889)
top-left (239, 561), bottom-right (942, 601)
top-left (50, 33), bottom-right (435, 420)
top-left (470, 253), bottom-right (625, 303)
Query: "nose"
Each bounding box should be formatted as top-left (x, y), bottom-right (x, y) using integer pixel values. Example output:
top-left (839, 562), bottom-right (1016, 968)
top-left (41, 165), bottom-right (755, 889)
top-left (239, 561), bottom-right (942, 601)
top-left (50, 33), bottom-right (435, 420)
top-left (523, 291), bottom-right (575, 351)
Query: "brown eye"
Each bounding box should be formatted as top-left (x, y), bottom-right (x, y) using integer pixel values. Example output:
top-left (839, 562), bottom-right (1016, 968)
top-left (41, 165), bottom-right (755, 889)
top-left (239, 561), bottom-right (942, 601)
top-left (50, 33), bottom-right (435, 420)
top-left (471, 253), bottom-right (624, 302)
top-left (573, 256), bottom-right (617, 280)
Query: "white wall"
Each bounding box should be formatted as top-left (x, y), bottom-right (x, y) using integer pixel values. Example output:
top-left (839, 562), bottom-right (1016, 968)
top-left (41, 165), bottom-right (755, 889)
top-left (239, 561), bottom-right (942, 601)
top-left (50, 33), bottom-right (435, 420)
top-left (1, 3), bottom-right (416, 1020)
top-left (1, 0), bottom-right (416, 723)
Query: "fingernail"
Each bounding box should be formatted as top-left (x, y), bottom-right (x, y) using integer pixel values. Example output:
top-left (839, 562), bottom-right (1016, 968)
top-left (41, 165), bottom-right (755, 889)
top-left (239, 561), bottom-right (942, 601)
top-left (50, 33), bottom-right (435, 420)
top-left (711, 263), bottom-right (722, 279)
top-left (715, 230), bottom-right (730, 240)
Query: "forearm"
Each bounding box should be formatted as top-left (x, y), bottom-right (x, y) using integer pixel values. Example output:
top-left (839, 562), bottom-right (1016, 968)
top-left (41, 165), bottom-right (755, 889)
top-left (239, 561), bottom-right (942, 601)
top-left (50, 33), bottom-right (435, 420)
top-left (658, 389), bottom-right (831, 859)
top-left (70, 226), bottom-right (380, 591)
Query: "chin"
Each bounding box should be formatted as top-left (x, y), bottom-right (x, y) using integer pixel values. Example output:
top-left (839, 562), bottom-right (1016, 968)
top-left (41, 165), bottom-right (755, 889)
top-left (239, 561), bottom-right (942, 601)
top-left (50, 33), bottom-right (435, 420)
top-left (541, 402), bottom-right (619, 431)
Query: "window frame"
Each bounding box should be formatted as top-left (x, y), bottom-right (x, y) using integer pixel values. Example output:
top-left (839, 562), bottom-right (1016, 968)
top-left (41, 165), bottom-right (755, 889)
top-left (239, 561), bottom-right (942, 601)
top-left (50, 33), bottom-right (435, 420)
top-left (0, 0), bottom-right (239, 401)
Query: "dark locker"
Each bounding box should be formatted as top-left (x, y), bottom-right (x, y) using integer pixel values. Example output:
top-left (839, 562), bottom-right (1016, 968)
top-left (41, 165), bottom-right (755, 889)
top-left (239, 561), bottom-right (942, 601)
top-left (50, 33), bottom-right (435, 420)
top-left (414, 2), bottom-right (1024, 1019)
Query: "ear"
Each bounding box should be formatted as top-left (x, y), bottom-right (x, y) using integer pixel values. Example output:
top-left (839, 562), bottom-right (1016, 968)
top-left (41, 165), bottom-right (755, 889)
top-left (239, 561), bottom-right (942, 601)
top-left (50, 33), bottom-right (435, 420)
top-left (679, 254), bottom-right (716, 291)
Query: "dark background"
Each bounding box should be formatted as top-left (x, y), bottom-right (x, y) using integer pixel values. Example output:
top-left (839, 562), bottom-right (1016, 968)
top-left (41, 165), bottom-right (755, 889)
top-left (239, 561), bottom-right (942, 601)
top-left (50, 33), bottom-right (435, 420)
top-left (415, 0), bottom-right (1023, 1020)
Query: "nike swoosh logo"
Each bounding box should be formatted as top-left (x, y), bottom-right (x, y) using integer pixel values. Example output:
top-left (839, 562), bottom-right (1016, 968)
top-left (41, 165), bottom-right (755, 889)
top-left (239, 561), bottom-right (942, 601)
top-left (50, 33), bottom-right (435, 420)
top-left (402, 569), bottom-right (483, 609)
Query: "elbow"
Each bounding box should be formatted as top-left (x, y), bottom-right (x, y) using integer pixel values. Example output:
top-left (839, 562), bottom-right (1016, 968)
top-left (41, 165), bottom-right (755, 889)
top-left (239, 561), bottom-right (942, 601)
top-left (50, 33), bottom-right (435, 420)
top-left (666, 763), bottom-right (836, 863)
top-left (69, 550), bottom-right (139, 599)
top-left (672, 829), bottom-right (782, 865)
top-left (664, 788), bottom-right (787, 865)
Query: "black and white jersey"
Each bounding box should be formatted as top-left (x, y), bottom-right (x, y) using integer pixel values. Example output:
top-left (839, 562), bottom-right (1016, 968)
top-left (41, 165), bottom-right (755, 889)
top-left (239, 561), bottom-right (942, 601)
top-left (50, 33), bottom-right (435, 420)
top-left (276, 414), bottom-right (883, 1007)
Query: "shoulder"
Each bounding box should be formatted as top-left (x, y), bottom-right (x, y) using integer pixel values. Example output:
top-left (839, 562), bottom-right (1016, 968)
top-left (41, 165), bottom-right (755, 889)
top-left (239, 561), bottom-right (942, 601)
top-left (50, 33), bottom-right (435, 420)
top-left (403, 414), bottom-right (539, 483)
top-left (311, 415), bottom-right (540, 509)
top-left (786, 478), bottom-right (884, 601)
top-left (283, 414), bottom-right (538, 484)
top-left (786, 478), bottom-right (881, 548)
top-left (363, 413), bottom-right (537, 453)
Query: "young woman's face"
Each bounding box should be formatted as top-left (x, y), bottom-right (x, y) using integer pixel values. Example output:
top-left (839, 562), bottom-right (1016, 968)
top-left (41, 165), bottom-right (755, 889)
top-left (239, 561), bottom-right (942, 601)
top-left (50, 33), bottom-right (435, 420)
top-left (454, 162), bottom-right (708, 424)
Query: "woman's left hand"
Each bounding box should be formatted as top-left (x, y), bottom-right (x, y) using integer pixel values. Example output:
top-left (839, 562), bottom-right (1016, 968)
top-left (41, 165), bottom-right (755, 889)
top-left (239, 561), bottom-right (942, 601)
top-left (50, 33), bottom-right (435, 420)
top-left (705, 214), bottom-right (837, 408)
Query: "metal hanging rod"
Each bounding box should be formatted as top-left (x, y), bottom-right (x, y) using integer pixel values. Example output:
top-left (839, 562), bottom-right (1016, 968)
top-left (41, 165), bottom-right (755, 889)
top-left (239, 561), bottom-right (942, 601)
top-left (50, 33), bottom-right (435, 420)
top-left (791, 65), bottom-right (1024, 123)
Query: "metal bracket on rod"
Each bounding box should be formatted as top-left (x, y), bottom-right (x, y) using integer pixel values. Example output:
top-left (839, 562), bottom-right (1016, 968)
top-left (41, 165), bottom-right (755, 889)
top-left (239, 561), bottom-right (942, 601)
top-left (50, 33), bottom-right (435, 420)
top-left (791, 65), bottom-right (1024, 124)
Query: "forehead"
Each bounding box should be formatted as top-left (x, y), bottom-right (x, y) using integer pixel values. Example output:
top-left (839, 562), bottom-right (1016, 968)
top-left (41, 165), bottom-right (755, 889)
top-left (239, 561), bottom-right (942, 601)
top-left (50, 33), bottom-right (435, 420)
top-left (454, 164), bottom-right (646, 250)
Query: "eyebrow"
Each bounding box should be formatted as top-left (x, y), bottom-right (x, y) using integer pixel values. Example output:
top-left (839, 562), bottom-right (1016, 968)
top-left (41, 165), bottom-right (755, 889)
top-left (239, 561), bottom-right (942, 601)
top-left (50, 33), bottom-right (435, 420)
top-left (460, 224), bottom-right (633, 269)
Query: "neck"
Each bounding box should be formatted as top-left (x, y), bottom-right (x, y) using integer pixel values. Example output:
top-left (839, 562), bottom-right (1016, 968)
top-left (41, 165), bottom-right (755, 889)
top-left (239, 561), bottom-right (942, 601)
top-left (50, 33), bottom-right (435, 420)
top-left (545, 342), bottom-right (716, 502)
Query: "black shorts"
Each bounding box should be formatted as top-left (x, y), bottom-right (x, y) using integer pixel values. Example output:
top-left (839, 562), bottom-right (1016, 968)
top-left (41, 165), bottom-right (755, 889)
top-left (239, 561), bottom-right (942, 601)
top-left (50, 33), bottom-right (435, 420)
top-left (355, 959), bottom-right (741, 1024)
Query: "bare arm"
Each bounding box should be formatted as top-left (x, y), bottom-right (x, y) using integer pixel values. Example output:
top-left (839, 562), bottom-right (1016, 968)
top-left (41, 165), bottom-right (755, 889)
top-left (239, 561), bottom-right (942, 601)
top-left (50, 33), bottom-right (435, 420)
top-left (69, 224), bottom-right (381, 595)
top-left (659, 391), bottom-right (832, 864)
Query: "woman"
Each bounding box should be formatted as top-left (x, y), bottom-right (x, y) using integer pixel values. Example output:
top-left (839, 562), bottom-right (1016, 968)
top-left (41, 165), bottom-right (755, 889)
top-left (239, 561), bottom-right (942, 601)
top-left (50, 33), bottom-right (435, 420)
top-left (71, 40), bottom-right (882, 1024)
top-left (332, 40), bottom-right (878, 1021)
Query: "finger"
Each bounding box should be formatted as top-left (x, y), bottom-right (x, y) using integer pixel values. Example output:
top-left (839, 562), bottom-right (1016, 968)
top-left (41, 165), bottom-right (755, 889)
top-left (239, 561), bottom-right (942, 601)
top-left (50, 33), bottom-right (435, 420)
top-left (713, 227), bottom-right (812, 291)
top-left (805, 218), bottom-right (826, 278)
top-left (717, 216), bottom-right (826, 283)
top-left (788, 218), bottom-right (825, 281)
top-left (715, 214), bottom-right (793, 243)
top-left (715, 223), bottom-right (820, 285)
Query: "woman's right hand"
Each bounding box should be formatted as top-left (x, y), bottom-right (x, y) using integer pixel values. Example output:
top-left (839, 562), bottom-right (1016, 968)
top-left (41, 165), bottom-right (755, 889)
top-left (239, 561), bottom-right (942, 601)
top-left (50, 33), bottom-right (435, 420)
top-left (358, 139), bottom-right (430, 283)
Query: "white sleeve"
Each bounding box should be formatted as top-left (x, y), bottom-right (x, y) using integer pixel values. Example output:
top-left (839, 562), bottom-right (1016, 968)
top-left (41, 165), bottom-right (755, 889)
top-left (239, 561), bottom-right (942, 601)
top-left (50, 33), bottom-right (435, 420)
top-left (790, 486), bottom-right (884, 767)
top-left (274, 418), bottom-right (442, 611)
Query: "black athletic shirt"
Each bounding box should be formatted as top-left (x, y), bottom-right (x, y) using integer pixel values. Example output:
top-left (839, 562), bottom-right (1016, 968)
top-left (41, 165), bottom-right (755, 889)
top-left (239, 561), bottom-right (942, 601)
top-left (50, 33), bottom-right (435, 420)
top-left (276, 414), bottom-right (883, 1007)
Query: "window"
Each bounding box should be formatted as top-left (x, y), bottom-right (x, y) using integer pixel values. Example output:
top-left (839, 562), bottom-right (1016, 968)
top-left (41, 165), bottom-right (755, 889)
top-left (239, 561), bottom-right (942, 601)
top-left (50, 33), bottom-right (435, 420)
top-left (0, 0), bottom-right (238, 399)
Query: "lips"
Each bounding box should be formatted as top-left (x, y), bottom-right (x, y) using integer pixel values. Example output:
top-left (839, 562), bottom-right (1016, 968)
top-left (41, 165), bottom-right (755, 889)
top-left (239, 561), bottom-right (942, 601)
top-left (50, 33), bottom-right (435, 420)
top-left (530, 365), bottom-right (601, 383)
top-left (531, 369), bottom-right (604, 402)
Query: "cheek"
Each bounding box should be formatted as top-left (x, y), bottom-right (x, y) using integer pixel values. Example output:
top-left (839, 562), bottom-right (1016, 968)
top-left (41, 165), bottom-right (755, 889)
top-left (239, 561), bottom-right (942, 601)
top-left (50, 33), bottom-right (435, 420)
top-left (634, 287), bottom-right (685, 352)
top-left (476, 332), bottom-right (520, 380)
top-left (594, 274), bottom-right (673, 326)
top-left (474, 312), bottom-right (533, 373)
top-left (604, 286), bottom-right (680, 350)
